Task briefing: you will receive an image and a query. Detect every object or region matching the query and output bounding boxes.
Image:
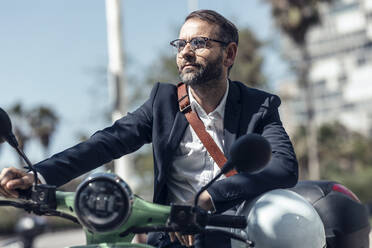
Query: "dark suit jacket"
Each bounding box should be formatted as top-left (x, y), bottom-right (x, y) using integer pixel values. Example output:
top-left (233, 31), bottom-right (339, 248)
top-left (34, 80), bottom-right (298, 212)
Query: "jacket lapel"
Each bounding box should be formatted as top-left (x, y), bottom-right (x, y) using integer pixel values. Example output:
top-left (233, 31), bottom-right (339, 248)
top-left (167, 111), bottom-right (188, 153)
top-left (224, 81), bottom-right (242, 158)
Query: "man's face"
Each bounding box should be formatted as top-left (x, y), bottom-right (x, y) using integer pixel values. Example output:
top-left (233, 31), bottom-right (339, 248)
top-left (176, 19), bottom-right (226, 87)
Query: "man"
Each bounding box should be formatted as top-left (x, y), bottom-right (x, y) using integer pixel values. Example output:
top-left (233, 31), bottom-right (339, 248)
top-left (0, 10), bottom-right (298, 247)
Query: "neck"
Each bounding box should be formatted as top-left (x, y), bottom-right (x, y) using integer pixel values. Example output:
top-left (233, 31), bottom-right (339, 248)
top-left (190, 78), bottom-right (228, 114)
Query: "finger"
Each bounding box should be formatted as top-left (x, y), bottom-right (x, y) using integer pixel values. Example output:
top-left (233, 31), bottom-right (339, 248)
top-left (184, 235), bottom-right (192, 247)
top-left (6, 175), bottom-right (33, 190)
top-left (0, 168), bottom-right (26, 186)
top-left (175, 232), bottom-right (187, 246)
top-left (188, 235), bottom-right (194, 246)
top-left (3, 181), bottom-right (20, 198)
top-left (0, 168), bottom-right (14, 187)
top-left (169, 232), bottom-right (175, 242)
top-left (182, 235), bottom-right (189, 247)
top-left (185, 235), bottom-right (192, 247)
top-left (0, 186), bottom-right (14, 198)
top-left (0, 168), bottom-right (30, 198)
top-left (175, 232), bottom-right (183, 245)
top-left (0, 169), bottom-right (16, 197)
top-left (0, 183), bottom-right (18, 198)
top-left (5, 189), bottom-right (18, 198)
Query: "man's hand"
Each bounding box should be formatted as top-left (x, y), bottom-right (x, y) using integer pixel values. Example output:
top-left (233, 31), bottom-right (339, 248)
top-left (169, 191), bottom-right (214, 247)
top-left (169, 232), bottom-right (194, 247)
top-left (198, 190), bottom-right (214, 211)
top-left (0, 167), bottom-right (34, 198)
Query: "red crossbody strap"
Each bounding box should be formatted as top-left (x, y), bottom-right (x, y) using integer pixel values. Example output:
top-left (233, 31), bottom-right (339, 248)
top-left (177, 82), bottom-right (237, 177)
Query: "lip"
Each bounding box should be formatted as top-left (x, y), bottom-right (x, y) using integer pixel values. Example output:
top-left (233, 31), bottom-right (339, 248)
top-left (182, 64), bottom-right (198, 70)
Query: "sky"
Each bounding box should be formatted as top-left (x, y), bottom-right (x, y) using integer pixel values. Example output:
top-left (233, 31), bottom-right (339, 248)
top-left (0, 0), bottom-right (289, 166)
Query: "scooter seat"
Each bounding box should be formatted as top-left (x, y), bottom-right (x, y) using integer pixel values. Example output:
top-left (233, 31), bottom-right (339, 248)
top-left (290, 180), bottom-right (335, 205)
top-left (291, 180), bottom-right (370, 248)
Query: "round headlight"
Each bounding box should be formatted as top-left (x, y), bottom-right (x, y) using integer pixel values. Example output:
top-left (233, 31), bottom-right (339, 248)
top-left (74, 173), bottom-right (133, 233)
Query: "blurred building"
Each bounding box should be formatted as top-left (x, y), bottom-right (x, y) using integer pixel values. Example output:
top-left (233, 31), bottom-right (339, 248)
top-left (278, 0), bottom-right (372, 137)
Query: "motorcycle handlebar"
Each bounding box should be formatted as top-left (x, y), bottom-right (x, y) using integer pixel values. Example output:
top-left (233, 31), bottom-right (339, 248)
top-left (206, 214), bottom-right (247, 229)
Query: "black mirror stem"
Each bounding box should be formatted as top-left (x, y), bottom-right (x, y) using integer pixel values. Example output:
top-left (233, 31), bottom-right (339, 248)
top-left (14, 145), bottom-right (39, 186)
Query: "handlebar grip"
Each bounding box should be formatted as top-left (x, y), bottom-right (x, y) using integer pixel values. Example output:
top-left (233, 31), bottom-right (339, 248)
top-left (207, 215), bottom-right (247, 229)
top-left (16, 188), bottom-right (32, 200)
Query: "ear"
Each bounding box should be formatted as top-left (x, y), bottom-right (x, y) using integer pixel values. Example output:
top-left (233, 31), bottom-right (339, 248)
top-left (223, 42), bottom-right (238, 68)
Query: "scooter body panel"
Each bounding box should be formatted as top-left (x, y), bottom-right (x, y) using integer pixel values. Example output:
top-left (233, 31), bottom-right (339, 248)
top-left (232, 189), bottom-right (326, 248)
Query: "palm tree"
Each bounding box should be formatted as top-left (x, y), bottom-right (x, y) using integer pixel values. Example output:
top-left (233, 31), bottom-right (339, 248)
top-left (27, 106), bottom-right (59, 157)
top-left (7, 103), bottom-right (59, 164)
top-left (265, 0), bottom-right (332, 179)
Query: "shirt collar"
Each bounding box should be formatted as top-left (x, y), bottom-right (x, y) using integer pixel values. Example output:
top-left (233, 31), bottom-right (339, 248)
top-left (188, 80), bottom-right (229, 119)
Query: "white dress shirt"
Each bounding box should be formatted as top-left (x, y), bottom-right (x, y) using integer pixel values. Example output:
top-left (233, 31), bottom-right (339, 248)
top-left (167, 82), bottom-right (229, 204)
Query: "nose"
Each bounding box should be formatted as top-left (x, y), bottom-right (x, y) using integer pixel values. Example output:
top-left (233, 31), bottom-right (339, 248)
top-left (178, 42), bottom-right (195, 60)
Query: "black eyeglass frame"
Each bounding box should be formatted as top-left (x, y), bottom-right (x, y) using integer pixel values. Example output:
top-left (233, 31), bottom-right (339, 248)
top-left (169, 37), bottom-right (229, 53)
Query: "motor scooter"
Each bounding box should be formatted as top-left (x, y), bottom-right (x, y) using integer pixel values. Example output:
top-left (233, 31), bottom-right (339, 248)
top-left (0, 107), bottom-right (369, 248)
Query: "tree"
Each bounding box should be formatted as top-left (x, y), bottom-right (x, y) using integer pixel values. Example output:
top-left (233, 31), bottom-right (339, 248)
top-left (7, 103), bottom-right (59, 165)
top-left (265, 0), bottom-right (332, 179)
top-left (293, 122), bottom-right (372, 203)
top-left (27, 106), bottom-right (59, 157)
top-left (230, 28), bottom-right (267, 89)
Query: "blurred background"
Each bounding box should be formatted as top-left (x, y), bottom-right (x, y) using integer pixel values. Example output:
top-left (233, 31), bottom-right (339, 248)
top-left (1, 0), bottom-right (372, 247)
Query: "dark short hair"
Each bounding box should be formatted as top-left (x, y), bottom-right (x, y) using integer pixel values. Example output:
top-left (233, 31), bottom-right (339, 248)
top-left (185, 9), bottom-right (239, 46)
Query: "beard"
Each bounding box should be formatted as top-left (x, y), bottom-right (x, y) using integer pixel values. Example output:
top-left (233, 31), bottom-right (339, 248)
top-left (179, 53), bottom-right (223, 88)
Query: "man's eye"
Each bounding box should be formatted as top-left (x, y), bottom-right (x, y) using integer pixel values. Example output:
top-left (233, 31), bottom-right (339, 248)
top-left (176, 41), bottom-right (186, 49)
top-left (192, 38), bottom-right (206, 48)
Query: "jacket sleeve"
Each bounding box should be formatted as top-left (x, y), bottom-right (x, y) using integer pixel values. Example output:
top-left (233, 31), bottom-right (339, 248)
top-left (207, 95), bottom-right (299, 213)
top-left (33, 83), bottom-right (160, 187)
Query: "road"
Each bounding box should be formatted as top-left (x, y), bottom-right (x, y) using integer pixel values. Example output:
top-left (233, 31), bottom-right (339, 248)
top-left (35, 230), bottom-right (372, 248)
top-left (1, 229), bottom-right (372, 247)
top-left (0, 229), bottom-right (85, 248)
top-left (34, 229), bottom-right (85, 248)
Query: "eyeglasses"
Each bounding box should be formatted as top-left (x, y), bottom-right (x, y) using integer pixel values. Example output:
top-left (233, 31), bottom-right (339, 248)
top-left (170, 37), bottom-right (228, 53)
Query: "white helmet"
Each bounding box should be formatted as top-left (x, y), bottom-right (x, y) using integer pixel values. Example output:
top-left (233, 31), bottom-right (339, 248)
top-left (232, 189), bottom-right (326, 248)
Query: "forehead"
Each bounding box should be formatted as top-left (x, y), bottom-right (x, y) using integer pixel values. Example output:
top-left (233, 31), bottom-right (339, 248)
top-left (179, 18), bottom-right (220, 39)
